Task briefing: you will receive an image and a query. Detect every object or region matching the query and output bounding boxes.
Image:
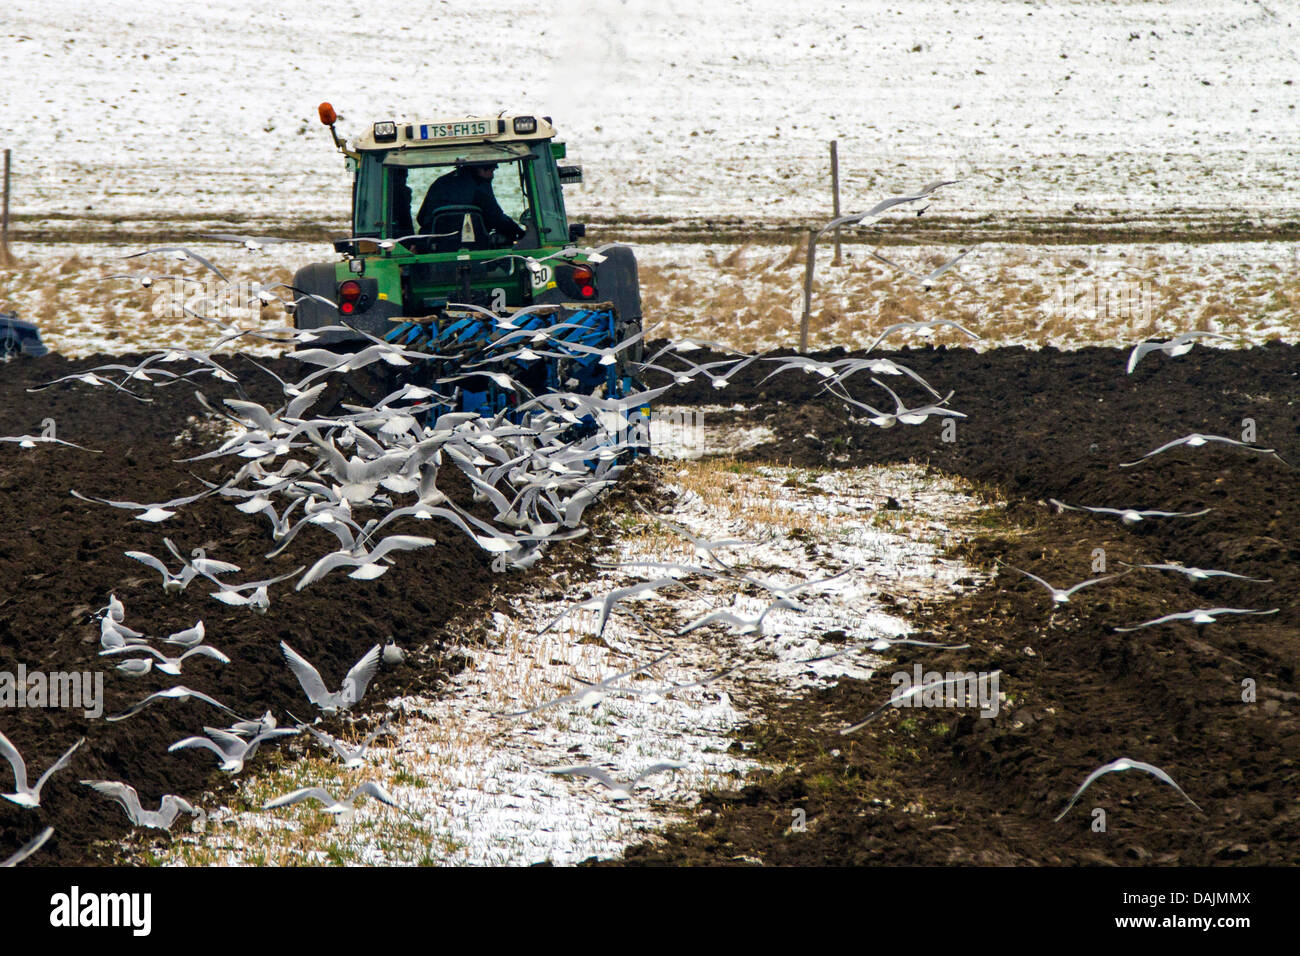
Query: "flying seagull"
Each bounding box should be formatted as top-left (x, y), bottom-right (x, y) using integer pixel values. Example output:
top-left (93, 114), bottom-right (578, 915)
top-left (123, 245), bottom-right (229, 283)
top-left (840, 671), bottom-right (1002, 735)
top-left (0, 421), bottom-right (101, 453)
top-left (536, 578), bottom-right (687, 641)
top-left (1126, 331), bottom-right (1230, 374)
top-left (549, 762), bottom-right (685, 800)
top-left (0, 732), bottom-right (85, 808)
top-left (867, 247), bottom-right (974, 290)
top-left (99, 642), bottom-right (230, 676)
top-left (677, 597), bottom-right (803, 637)
top-left (280, 641), bottom-right (381, 714)
top-left (305, 724), bottom-right (394, 768)
top-left (124, 547), bottom-right (240, 594)
top-left (1113, 607), bottom-right (1279, 632)
top-left (1055, 757), bottom-right (1202, 821)
top-left (107, 685), bottom-right (244, 723)
top-left (168, 726), bottom-right (299, 774)
top-left (71, 487), bottom-right (215, 523)
top-left (865, 319), bottom-right (981, 354)
top-left (1117, 562), bottom-right (1272, 584)
top-left (1119, 433), bottom-right (1286, 468)
top-left (263, 781), bottom-right (399, 817)
top-left (1049, 499), bottom-right (1211, 525)
top-left (995, 560), bottom-right (1122, 604)
top-left (80, 781), bottom-right (201, 830)
top-left (494, 652), bottom-right (672, 717)
top-left (199, 232), bottom-right (293, 253)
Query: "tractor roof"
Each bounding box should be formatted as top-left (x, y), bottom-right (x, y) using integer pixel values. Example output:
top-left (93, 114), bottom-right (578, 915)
top-left (354, 114), bottom-right (557, 152)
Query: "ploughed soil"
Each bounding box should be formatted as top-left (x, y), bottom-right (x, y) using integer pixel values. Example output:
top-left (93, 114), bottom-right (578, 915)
top-left (621, 340), bottom-right (1300, 865)
top-left (3, 339), bottom-right (1298, 867)
top-left (0, 352), bottom-right (651, 865)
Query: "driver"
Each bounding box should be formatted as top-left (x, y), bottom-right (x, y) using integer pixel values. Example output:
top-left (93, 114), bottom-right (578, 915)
top-left (416, 161), bottom-right (526, 245)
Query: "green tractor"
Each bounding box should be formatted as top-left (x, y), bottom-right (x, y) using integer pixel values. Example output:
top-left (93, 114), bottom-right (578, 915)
top-left (290, 104), bottom-right (646, 424)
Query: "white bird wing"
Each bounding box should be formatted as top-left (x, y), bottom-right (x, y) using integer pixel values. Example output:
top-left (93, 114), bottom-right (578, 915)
top-left (33, 738), bottom-right (83, 796)
top-left (365, 535), bottom-right (438, 563)
top-left (124, 550), bottom-right (173, 578)
top-left (82, 780), bottom-right (144, 823)
top-left (550, 765), bottom-right (617, 790)
top-left (181, 645), bottom-right (231, 665)
top-left (342, 644), bottom-right (383, 705)
top-left (632, 762), bottom-right (686, 785)
top-left (1126, 340), bottom-right (1161, 374)
top-left (1001, 562), bottom-right (1056, 593)
top-left (167, 735), bottom-right (232, 759)
top-left (280, 642), bottom-right (333, 706)
top-left (0, 730), bottom-right (30, 791)
top-left (295, 550), bottom-right (363, 590)
top-left (352, 781), bottom-right (398, 807)
top-left (264, 787), bottom-right (336, 811)
top-left (1123, 759), bottom-right (1203, 812)
top-left (306, 726), bottom-right (349, 761)
top-left (1055, 758), bottom-right (1131, 821)
top-left (1, 827), bottom-right (54, 867)
top-left (1113, 610), bottom-right (1197, 632)
top-left (1060, 574), bottom-right (1118, 597)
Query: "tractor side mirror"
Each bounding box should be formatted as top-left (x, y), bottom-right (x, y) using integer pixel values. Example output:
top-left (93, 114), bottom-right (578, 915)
top-left (569, 223), bottom-right (586, 242)
top-left (558, 164), bottom-right (583, 185)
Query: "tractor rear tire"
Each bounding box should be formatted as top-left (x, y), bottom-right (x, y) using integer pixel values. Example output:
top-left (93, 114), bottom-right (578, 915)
top-left (291, 262), bottom-right (339, 334)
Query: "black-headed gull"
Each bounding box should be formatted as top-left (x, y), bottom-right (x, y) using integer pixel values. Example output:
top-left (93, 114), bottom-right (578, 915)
top-left (263, 781), bottom-right (399, 818)
top-left (80, 781), bottom-right (201, 830)
top-left (996, 560), bottom-right (1123, 604)
top-left (1119, 432), bottom-right (1286, 468)
top-left (1113, 607), bottom-right (1278, 632)
top-left (1126, 331), bottom-right (1230, 374)
top-left (168, 726), bottom-right (299, 774)
top-left (1055, 757), bottom-right (1202, 821)
top-left (549, 762), bottom-right (685, 800)
top-left (0, 732), bottom-right (84, 808)
top-left (1049, 499), bottom-right (1211, 525)
top-left (280, 642), bottom-right (381, 714)
top-left (1117, 561), bottom-right (1272, 584)
top-left (107, 685), bottom-right (244, 723)
top-left (840, 671), bottom-right (1002, 735)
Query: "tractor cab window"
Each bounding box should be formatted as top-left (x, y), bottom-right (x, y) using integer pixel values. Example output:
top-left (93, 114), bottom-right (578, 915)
top-left (375, 144), bottom-right (536, 252)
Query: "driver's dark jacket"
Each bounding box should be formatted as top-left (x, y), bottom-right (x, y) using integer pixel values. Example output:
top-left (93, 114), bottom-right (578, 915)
top-left (416, 167), bottom-right (525, 241)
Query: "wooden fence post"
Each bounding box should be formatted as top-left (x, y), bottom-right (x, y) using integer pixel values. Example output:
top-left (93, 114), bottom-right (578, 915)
top-left (830, 140), bottom-right (842, 266)
top-left (1, 149), bottom-right (11, 266)
top-left (800, 228), bottom-right (816, 353)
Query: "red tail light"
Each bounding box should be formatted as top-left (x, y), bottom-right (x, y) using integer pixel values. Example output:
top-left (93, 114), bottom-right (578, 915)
top-left (339, 279), bottom-right (361, 315)
top-left (571, 265), bottom-right (595, 299)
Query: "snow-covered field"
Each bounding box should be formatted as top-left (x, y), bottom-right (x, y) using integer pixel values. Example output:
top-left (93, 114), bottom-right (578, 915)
top-left (2, 0), bottom-right (1297, 232)
top-left (153, 459), bottom-right (987, 866)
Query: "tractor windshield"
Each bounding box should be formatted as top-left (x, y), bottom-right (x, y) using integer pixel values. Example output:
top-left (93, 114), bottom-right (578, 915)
top-left (352, 143), bottom-right (538, 250)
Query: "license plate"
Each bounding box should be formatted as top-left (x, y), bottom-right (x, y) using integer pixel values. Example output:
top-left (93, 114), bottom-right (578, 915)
top-left (419, 120), bottom-right (493, 140)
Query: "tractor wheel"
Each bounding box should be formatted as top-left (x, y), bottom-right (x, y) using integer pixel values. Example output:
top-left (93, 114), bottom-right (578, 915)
top-left (290, 262), bottom-right (340, 333)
